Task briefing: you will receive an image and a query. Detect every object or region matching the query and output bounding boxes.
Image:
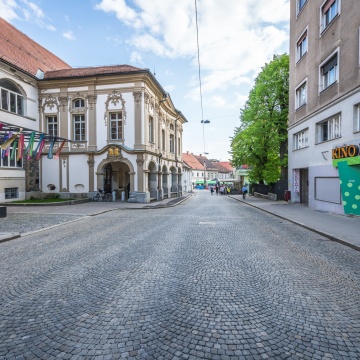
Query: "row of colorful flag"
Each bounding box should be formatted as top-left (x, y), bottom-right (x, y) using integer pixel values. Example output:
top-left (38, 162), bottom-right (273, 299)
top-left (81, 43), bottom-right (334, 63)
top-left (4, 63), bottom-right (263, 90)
top-left (0, 123), bottom-right (66, 161)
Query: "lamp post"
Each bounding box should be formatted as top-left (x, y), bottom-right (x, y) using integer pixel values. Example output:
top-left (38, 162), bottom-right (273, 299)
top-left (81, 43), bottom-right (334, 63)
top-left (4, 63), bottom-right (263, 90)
top-left (201, 120), bottom-right (210, 188)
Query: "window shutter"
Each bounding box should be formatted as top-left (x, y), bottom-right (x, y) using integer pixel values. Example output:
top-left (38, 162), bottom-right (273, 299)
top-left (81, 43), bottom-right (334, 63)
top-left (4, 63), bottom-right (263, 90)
top-left (297, 31), bottom-right (307, 46)
top-left (322, 0), bottom-right (335, 14)
top-left (322, 54), bottom-right (337, 74)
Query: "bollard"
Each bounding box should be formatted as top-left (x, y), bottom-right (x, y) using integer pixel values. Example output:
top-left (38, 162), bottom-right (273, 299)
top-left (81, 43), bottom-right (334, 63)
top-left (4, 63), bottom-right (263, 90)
top-left (112, 190), bottom-right (116, 202)
top-left (121, 191), bottom-right (125, 202)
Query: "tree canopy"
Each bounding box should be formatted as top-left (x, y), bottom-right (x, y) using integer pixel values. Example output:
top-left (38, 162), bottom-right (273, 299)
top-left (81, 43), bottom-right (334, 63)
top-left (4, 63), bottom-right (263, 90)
top-left (231, 54), bottom-right (289, 184)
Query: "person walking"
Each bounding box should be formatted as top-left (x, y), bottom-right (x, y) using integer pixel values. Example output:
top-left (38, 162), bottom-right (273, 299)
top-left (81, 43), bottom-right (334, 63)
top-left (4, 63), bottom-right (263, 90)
top-left (242, 184), bottom-right (248, 199)
top-left (210, 186), bottom-right (214, 195)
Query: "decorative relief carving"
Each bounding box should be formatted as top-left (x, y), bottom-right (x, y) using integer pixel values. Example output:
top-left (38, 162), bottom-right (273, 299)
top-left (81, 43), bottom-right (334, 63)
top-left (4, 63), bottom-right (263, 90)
top-left (144, 92), bottom-right (150, 106)
top-left (41, 95), bottom-right (59, 112)
top-left (44, 144), bottom-right (58, 150)
top-left (87, 159), bottom-right (95, 167)
top-left (58, 96), bottom-right (69, 112)
top-left (133, 91), bottom-right (142, 109)
top-left (86, 94), bottom-right (97, 110)
top-left (104, 90), bottom-right (126, 125)
top-left (136, 158), bottom-right (144, 167)
top-left (72, 143), bottom-right (86, 149)
top-left (106, 146), bottom-right (125, 163)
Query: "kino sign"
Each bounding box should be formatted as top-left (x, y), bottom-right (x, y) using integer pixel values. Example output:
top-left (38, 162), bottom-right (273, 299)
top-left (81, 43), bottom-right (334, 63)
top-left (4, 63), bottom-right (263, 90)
top-left (332, 144), bottom-right (359, 159)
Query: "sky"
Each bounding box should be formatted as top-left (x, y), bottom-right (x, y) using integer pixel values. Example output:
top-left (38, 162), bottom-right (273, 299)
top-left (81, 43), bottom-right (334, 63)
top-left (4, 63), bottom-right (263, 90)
top-left (0, 0), bottom-right (290, 161)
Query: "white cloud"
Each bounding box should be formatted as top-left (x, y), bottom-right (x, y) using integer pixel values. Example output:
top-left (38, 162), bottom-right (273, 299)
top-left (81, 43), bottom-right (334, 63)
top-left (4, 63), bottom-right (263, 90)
top-left (95, 0), bottom-right (290, 98)
top-left (1, 0), bottom-right (56, 30)
top-left (130, 51), bottom-right (143, 64)
top-left (63, 30), bottom-right (76, 41)
top-left (164, 84), bottom-right (175, 93)
top-left (0, 0), bottom-right (19, 21)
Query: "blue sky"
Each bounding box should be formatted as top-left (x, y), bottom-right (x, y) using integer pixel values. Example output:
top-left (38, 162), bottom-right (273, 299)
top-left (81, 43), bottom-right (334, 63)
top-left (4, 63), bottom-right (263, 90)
top-left (1, 0), bottom-right (290, 161)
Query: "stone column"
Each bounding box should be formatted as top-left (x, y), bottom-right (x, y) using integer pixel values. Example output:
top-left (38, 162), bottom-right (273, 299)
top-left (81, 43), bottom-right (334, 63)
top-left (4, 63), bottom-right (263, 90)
top-left (58, 90), bottom-right (69, 152)
top-left (87, 154), bottom-right (95, 192)
top-left (133, 91), bottom-right (145, 150)
top-left (87, 90), bottom-right (97, 151)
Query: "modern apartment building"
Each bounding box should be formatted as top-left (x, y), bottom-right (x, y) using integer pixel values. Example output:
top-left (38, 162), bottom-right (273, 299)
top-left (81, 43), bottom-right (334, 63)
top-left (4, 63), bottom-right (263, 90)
top-left (288, 0), bottom-right (360, 216)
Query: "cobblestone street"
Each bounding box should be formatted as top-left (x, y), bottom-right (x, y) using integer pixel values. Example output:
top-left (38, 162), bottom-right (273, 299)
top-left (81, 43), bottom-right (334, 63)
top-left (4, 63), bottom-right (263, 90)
top-left (0, 191), bottom-right (359, 359)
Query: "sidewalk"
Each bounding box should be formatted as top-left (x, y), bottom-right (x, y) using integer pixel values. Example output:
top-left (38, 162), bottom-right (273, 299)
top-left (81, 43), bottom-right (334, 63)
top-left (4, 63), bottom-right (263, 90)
top-left (229, 194), bottom-right (360, 251)
top-left (0, 194), bottom-right (192, 243)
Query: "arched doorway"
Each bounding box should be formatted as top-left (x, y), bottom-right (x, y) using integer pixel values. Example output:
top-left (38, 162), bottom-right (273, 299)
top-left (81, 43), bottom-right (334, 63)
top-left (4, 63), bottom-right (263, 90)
top-left (148, 161), bottom-right (157, 200)
top-left (170, 166), bottom-right (178, 195)
top-left (162, 165), bottom-right (168, 198)
top-left (96, 155), bottom-right (135, 200)
top-left (178, 167), bottom-right (182, 196)
top-left (104, 164), bottom-right (112, 193)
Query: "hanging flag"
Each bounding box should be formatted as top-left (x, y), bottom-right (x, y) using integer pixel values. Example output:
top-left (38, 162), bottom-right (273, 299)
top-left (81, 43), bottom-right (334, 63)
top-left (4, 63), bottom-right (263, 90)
top-left (1, 134), bottom-right (8, 158)
top-left (54, 140), bottom-right (66, 159)
top-left (17, 134), bottom-right (25, 161)
top-left (4, 132), bottom-right (12, 157)
top-left (10, 140), bottom-right (18, 160)
top-left (35, 139), bottom-right (45, 161)
top-left (47, 137), bottom-right (57, 159)
top-left (0, 132), bottom-right (18, 150)
top-left (33, 134), bottom-right (44, 157)
top-left (25, 131), bottom-right (36, 159)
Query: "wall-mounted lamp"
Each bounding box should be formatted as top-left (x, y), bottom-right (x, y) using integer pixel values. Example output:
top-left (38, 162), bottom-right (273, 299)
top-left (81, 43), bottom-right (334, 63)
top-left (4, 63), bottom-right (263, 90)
top-left (321, 151), bottom-right (329, 161)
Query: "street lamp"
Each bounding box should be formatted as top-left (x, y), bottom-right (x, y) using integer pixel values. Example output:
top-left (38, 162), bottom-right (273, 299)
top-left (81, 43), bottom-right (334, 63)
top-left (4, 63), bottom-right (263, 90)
top-left (201, 119), bottom-right (210, 188)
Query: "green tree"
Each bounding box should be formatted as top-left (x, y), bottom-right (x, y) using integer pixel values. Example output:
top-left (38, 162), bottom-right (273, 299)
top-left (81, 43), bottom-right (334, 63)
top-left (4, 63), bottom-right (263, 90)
top-left (231, 54), bottom-right (289, 184)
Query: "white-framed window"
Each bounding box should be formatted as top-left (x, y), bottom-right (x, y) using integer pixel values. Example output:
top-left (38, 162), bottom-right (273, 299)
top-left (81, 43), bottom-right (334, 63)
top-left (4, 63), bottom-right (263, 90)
top-left (316, 114), bottom-right (341, 143)
top-left (320, 52), bottom-right (338, 91)
top-left (0, 79), bottom-right (24, 115)
top-left (296, 30), bottom-right (308, 61)
top-left (354, 104), bottom-right (360, 133)
top-left (73, 99), bottom-right (85, 108)
top-left (294, 129), bottom-right (309, 150)
top-left (297, 0), bottom-right (307, 15)
top-left (46, 115), bottom-right (58, 136)
top-left (74, 114), bottom-right (86, 141)
top-left (110, 112), bottom-right (123, 140)
top-left (5, 187), bottom-right (19, 199)
top-left (148, 115), bottom-right (154, 143)
top-left (320, 0), bottom-right (339, 33)
top-left (295, 81), bottom-right (307, 108)
top-left (162, 129), bottom-right (166, 151)
top-left (170, 134), bottom-right (175, 153)
top-left (0, 144), bottom-right (22, 168)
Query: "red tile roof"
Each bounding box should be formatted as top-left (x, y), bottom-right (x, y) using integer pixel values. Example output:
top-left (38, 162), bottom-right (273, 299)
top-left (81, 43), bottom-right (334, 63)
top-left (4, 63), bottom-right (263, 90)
top-left (182, 152), bottom-right (204, 170)
top-left (218, 161), bottom-right (234, 172)
top-left (0, 18), bottom-right (71, 76)
top-left (44, 65), bottom-right (145, 79)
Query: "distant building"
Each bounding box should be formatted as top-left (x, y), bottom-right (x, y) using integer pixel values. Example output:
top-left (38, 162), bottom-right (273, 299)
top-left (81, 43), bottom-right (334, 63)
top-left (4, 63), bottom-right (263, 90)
top-left (288, 0), bottom-right (360, 216)
top-left (182, 152), bottom-right (204, 187)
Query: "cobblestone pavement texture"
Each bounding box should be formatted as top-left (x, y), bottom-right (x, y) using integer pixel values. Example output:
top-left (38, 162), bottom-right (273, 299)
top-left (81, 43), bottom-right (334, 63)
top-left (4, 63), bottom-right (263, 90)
top-left (0, 191), bottom-right (359, 359)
